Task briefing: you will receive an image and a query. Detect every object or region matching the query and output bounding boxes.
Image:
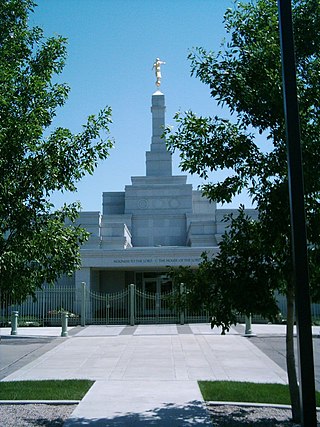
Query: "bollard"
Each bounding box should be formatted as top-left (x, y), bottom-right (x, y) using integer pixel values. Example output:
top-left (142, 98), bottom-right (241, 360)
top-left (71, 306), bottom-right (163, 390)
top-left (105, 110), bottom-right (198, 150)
top-left (61, 311), bottom-right (68, 337)
top-left (11, 311), bottom-right (18, 335)
top-left (244, 314), bottom-right (253, 336)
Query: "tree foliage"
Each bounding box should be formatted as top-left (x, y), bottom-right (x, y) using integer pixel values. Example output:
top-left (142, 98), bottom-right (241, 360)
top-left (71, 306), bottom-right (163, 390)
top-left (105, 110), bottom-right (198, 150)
top-left (0, 0), bottom-right (114, 303)
top-left (169, 207), bottom-right (282, 331)
top-left (166, 0), bottom-right (320, 308)
top-left (166, 1), bottom-right (320, 421)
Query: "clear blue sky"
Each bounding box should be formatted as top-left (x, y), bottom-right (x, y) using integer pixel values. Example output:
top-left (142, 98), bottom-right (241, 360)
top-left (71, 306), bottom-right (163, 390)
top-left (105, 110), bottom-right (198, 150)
top-left (31, 0), bottom-right (251, 212)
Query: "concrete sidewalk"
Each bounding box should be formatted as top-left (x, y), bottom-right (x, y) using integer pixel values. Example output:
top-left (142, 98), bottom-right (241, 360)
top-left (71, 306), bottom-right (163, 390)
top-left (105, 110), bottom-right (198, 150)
top-left (0, 324), bottom-right (290, 426)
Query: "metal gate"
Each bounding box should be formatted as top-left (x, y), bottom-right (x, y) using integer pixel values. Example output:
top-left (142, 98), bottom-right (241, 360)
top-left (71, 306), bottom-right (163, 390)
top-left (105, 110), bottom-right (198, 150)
top-left (135, 288), bottom-right (178, 324)
top-left (84, 284), bottom-right (180, 325)
top-left (86, 288), bottom-right (130, 325)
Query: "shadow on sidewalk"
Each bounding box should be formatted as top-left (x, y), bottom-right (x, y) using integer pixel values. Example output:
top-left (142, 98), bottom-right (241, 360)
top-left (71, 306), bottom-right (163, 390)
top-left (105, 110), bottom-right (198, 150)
top-left (64, 400), bottom-right (212, 426)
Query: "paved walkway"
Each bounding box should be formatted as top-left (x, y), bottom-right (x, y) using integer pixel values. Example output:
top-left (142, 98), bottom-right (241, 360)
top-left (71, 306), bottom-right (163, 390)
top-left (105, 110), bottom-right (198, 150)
top-left (0, 324), bottom-right (296, 426)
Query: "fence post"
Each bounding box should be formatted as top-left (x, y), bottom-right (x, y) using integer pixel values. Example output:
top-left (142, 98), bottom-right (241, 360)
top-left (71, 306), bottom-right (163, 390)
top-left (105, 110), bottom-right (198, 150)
top-left (61, 312), bottom-right (68, 337)
top-left (81, 282), bottom-right (86, 327)
top-left (106, 298), bottom-right (110, 326)
top-left (129, 283), bottom-right (135, 326)
top-left (11, 311), bottom-right (18, 335)
top-left (155, 292), bottom-right (160, 324)
top-left (180, 283), bottom-right (185, 325)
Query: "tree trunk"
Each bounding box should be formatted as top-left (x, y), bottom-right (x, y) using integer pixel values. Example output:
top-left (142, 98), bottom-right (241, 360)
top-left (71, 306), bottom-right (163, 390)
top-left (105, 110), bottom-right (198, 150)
top-left (286, 280), bottom-right (301, 423)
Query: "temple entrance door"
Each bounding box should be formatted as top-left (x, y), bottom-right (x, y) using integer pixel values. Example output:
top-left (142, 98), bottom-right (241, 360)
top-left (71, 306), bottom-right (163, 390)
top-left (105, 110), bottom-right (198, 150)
top-left (142, 276), bottom-right (173, 322)
top-left (142, 277), bottom-right (172, 295)
top-left (143, 279), bottom-right (158, 294)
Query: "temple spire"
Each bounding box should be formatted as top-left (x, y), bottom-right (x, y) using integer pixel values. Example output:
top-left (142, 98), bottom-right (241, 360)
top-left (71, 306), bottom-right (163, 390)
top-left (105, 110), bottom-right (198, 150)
top-left (146, 90), bottom-right (172, 177)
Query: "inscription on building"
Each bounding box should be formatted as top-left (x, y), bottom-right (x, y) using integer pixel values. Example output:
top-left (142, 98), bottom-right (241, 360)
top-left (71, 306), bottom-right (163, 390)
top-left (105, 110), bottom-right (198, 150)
top-left (113, 257), bottom-right (201, 265)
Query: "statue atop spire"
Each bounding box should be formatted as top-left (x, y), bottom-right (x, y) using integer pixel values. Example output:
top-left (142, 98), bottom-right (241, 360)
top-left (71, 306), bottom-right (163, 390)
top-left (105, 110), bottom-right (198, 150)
top-left (153, 58), bottom-right (166, 88)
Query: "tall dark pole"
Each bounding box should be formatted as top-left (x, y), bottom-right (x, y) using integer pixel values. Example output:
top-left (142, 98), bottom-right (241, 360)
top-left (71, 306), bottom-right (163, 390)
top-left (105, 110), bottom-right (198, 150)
top-left (277, 1), bottom-right (317, 426)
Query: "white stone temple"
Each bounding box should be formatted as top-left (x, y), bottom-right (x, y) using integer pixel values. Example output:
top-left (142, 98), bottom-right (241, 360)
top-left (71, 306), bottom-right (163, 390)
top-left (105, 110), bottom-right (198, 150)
top-left (63, 89), bottom-right (257, 295)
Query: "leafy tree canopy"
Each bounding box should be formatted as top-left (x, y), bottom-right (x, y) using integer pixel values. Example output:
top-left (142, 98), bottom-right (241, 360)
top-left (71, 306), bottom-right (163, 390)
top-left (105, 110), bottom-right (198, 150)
top-left (166, 1), bottom-right (320, 420)
top-left (166, 0), bottom-right (320, 310)
top-left (0, 0), bottom-right (114, 303)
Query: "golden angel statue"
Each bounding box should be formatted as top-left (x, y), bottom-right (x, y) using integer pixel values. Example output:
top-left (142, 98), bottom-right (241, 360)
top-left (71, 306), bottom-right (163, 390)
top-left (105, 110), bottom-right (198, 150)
top-left (153, 58), bottom-right (166, 87)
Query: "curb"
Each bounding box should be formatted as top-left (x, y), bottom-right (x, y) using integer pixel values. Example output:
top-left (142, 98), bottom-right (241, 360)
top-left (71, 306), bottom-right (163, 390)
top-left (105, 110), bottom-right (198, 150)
top-left (0, 400), bottom-right (80, 405)
top-left (206, 401), bottom-right (320, 411)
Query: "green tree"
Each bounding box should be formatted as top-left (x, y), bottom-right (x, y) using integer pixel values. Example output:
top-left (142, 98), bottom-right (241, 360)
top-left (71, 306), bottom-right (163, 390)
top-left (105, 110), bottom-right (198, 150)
top-left (169, 208), bottom-right (281, 332)
top-left (0, 0), bottom-right (113, 303)
top-left (166, 0), bottom-right (320, 422)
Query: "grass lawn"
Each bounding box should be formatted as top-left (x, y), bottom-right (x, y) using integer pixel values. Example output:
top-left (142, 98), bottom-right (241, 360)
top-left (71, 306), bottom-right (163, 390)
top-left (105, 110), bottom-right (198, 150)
top-left (199, 381), bottom-right (320, 406)
top-left (0, 379), bottom-right (94, 400)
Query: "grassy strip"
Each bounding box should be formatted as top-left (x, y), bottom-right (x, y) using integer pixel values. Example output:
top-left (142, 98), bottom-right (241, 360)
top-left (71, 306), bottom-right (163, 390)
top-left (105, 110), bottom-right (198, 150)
top-left (198, 381), bottom-right (320, 406)
top-left (0, 380), bottom-right (94, 400)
